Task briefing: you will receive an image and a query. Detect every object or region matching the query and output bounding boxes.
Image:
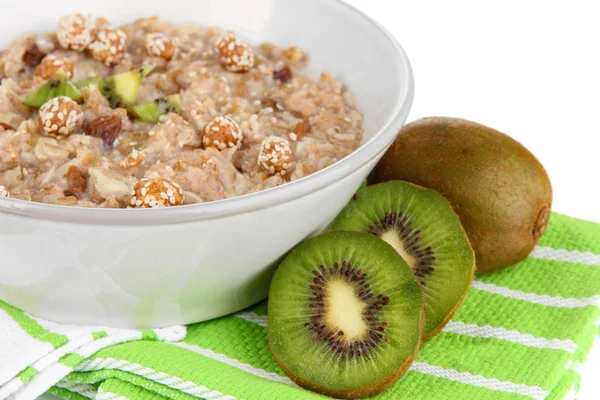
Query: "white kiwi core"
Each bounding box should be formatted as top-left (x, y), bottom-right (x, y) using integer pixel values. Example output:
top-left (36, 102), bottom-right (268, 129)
top-left (323, 280), bottom-right (367, 342)
top-left (380, 230), bottom-right (418, 270)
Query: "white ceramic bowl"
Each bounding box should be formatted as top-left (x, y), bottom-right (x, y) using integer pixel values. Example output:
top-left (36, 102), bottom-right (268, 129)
top-left (0, 0), bottom-right (413, 328)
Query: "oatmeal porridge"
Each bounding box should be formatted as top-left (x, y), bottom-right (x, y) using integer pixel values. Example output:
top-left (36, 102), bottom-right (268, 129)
top-left (0, 15), bottom-right (363, 208)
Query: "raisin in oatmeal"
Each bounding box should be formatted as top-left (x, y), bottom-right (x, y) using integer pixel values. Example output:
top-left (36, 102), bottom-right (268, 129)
top-left (0, 15), bottom-right (363, 208)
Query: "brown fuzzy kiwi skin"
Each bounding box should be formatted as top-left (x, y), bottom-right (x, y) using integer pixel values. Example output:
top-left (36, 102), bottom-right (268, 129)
top-left (270, 298), bottom-right (425, 399)
top-left (371, 117), bottom-right (553, 274)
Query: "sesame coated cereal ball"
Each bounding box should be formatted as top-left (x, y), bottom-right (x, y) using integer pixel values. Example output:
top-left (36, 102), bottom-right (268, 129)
top-left (130, 178), bottom-right (185, 208)
top-left (202, 116), bottom-right (243, 150)
top-left (56, 14), bottom-right (95, 51)
top-left (89, 27), bottom-right (127, 66)
top-left (258, 136), bottom-right (293, 176)
top-left (38, 96), bottom-right (84, 137)
top-left (35, 55), bottom-right (74, 80)
top-left (144, 33), bottom-right (176, 61)
top-left (216, 34), bottom-right (254, 73)
top-left (0, 185), bottom-right (9, 198)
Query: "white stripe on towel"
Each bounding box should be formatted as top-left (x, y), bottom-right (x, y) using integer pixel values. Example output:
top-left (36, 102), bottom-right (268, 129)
top-left (96, 388), bottom-right (130, 400)
top-left (75, 357), bottom-right (236, 400)
top-left (409, 361), bottom-right (549, 400)
top-left (55, 382), bottom-right (97, 399)
top-left (530, 247), bottom-right (600, 266)
top-left (0, 309), bottom-right (54, 387)
top-left (96, 390), bottom-right (130, 400)
top-left (472, 281), bottom-right (600, 308)
top-left (174, 342), bottom-right (296, 386)
top-left (443, 321), bottom-right (578, 353)
top-left (234, 312), bottom-right (268, 328)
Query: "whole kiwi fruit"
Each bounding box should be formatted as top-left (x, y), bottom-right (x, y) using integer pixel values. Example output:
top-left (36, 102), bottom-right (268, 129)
top-left (371, 117), bottom-right (552, 274)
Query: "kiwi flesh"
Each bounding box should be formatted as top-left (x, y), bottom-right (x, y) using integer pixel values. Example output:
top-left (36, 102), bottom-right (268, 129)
top-left (101, 70), bottom-right (143, 108)
top-left (330, 181), bottom-right (475, 340)
top-left (129, 94), bottom-right (182, 122)
top-left (371, 117), bottom-right (553, 273)
top-left (268, 231), bottom-right (423, 399)
top-left (76, 65), bottom-right (154, 109)
top-left (76, 77), bottom-right (104, 89)
top-left (23, 70), bottom-right (82, 107)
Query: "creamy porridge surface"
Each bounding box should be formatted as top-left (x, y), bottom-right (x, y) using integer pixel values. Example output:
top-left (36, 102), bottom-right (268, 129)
top-left (0, 15), bottom-right (363, 208)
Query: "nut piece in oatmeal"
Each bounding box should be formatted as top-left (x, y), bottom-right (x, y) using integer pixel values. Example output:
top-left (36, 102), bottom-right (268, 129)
top-left (203, 116), bottom-right (243, 150)
top-left (38, 96), bottom-right (84, 137)
top-left (144, 33), bottom-right (176, 61)
top-left (294, 118), bottom-right (312, 138)
top-left (64, 166), bottom-right (88, 198)
top-left (216, 34), bottom-right (254, 73)
top-left (273, 64), bottom-right (293, 84)
top-left (0, 122), bottom-right (14, 131)
top-left (282, 46), bottom-right (306, 64)
top-left (35, 55), bottom-right (74, 80)
top-left (258, 136), bottom-right (293, 176)
top-left (130, 178), bottom-right (184, 208)
top-left (86, 114), bottom-right (123, 145)
top-left (56, 14), bottom-right (95, 51)
top-left (120, 149), bottom-right (146, 168)
top-left (89, 27), bottom-right (127, 66)
top-left (0, 185), bottom-right (9, 198)
top-left (23, 44), bottom-right (47, 68)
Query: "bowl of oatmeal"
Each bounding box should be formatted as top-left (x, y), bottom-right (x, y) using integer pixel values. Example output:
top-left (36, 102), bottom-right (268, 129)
top-left (0, 0), bottom-right (413, 328)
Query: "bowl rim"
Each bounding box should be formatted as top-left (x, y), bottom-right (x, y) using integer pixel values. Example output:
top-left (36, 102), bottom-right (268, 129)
top-left (0, 0), bottom-right (414, 226)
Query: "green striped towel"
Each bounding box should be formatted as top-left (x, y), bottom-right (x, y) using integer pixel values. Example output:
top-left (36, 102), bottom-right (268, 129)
top-left (1, 213), bottom-right (599, 400)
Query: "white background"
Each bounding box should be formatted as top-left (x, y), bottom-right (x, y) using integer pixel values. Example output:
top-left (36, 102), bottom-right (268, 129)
top-left (344, 0), bottom-right (599, 398)
top-left (346, 0), bottom-right (600, 224)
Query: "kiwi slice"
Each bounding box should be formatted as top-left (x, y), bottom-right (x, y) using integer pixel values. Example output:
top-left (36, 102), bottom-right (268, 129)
top-left (268, 231), bottom-right (423, 399)
top-left (330, 181), bottom-right (475, 340)
top-left (101, 69), bottom-right (144, 108)
top-left (76, 65), bottom-right (155, 109)
top-left (23, 70), bottom-right (82, 108)
top-left (129, 94), bottom-right (182, 122)
top-left (76, 77), bottom-right (104, 89)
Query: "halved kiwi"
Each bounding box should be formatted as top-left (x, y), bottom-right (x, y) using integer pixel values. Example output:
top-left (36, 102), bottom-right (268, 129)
top-left (268, 231), bottom-right (423, 399)
top-left (23, 70), bottom-right (82, 107)
top-left (129, 94), bottom-right (182, 122)
top-left (330, 181), bottom-right (475, 340)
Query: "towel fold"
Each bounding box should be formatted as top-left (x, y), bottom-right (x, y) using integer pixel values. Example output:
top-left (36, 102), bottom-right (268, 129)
top-left (1, 213), bottom-right (599, 400)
